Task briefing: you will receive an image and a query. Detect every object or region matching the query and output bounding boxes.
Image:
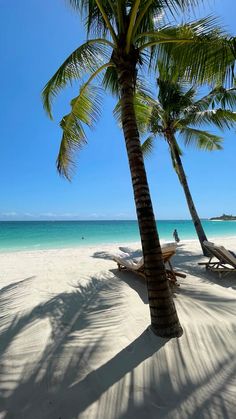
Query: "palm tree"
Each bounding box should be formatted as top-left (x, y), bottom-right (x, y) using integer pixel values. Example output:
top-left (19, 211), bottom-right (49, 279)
top-left (142, 77), bottom-right (236, 255)
top-left (42, 1), bottom-right (235, 337)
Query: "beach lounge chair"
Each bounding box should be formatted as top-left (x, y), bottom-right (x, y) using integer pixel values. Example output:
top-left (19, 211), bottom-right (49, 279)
top-left (113, 242), bottom-right (186, 285)
top-left (199, 240), bottom-right (236, 277)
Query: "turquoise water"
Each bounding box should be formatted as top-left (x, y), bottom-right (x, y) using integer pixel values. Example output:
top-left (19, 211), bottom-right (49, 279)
top-left (0, 220), bottom-right (236, 252)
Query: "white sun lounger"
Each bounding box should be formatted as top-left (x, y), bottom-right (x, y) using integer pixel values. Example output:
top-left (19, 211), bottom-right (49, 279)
top-left (199, 240), bottom-right (236, 277)
top-left (113, 242), bottom-right (186, 285)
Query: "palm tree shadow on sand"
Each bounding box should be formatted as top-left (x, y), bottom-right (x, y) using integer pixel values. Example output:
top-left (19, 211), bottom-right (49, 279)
top-left (93, 248), bottom-right (148, 303)
top-left (0, 270), bottom-right (236, 418)
top-left (0, 273), bottom-right (166, 418)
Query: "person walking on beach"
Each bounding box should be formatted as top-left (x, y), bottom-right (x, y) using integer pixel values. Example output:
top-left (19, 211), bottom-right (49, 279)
top-left (173, 229), bottom-right (180, 243)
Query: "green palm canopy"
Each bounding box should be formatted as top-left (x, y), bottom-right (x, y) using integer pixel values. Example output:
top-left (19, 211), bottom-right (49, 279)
top-left (141, 75), bottom-right (236, 253)
top-left (42, 3), bottom-right (236, 179)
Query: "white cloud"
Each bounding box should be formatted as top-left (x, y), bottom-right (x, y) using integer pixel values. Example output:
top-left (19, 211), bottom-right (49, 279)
top-left (0, 211), bottom-right (136, 221)
top-left (1, 211), bottom-right (18, 217)
top-left (39, 212), bottom-right (58, 217)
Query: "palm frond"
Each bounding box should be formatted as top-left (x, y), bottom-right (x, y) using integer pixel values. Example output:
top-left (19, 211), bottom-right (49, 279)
top-left (133, 0), bottom-right (203, 40)
top-left (210, 86), bottom-right (236, 109)
top-left (42, 41), bottom-right (110, 118)
top-left (102, 65), bottom-right (119, 95)
top-left (57, 84), bottom-right (103, 179)
top-left (66, 0), bottom-right (119, 38)
top-left (157, 77), bottom-right (196, 117)
top-left (134, 97), bottom-right (153, 134)
top-left (138, 16), bottom-right (235, 86)
top-left (181, 109), bottom-right (236, 130)
top-left (126, 0), bottom-right (141, 53)
top-left (184, 86), bottom-right (236, 114)
top-left (180, 127), bottom-right (223, 150)
top-left (161, 0), bottom-right (201, 13)
top-left (141, 135), bottom-right (155, 157)
top-left (57, 116), bottom-right (87, 180)
top-left (149, 103), bottom-right (164, 133)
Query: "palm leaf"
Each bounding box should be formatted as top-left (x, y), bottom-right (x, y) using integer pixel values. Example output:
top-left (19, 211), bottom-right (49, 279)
top-left (157, 78), bottom-right (196, 116)
top-left (57, 84), bottom-right (103, 179)
top-left (149, 103), bottom-right (164, 133)
top-left (183, 86), bottom-right (236, 114)
top-left (180, 127), bottom-right (223, 150)
top-left (210, 86), bottom-right (236, 109)
top-left (138, 16), bottom-right (235, 86)
top-left (57, 116), bottom-right (87, 180)
top-left (102, 65), bottom-right (119, 95)
top-left (132, 89), bottom-right (156, 133)
top-left (66, 0), bottom-right (118, 38)
top-left (180, 109), bottom-right (236, 130)
top-left (133, 0), bottom-right (203, 39)
top-left (141, 135), bottom-right (156, 156)
top-left (42, 41), bottom-right (109, 118)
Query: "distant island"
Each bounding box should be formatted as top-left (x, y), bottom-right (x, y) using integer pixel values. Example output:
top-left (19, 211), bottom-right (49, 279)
top-left (210, 214), bottom-right (236, 221)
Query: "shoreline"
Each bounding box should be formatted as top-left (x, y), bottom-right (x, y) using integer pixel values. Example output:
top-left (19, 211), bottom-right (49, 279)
top-left (1, 234), bottom-right (236, 254)
top-left (209, 219), bottom-right (236, 222)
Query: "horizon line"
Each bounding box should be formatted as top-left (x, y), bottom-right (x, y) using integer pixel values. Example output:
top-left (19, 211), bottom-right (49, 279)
top-left (0, 218), bottom-right (206, 222)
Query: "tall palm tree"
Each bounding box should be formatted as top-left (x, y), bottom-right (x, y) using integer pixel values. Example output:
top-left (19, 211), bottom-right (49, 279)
top-left (42, 0), bottom-right (235, 337)
top-left (142, 78), bottom-right (236, 255)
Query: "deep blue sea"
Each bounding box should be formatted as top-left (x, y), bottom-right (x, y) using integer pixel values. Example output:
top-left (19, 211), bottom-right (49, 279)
top-left (0, 220), bottom-right (236, 252)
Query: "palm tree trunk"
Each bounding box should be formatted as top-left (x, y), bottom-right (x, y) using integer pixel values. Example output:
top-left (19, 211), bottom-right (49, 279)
top-left (166, 130), bottom-right (208, 256)
top-left (116, 56), bottom-right (183, 338)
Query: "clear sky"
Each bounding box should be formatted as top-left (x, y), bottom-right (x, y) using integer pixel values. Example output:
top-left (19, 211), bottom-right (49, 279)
top-left (1, 0), bottom-right (236, 221)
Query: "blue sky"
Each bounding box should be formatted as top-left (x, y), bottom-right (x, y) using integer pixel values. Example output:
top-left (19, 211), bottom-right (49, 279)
top-left (1, 0), bottom-right (236, 221)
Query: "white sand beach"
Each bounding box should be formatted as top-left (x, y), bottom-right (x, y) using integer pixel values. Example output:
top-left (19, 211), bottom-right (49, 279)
top-left (0, 237), bottom-right (236, 418)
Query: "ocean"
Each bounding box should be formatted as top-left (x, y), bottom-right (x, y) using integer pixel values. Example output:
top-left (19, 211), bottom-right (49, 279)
top-left (0, 220), bottom-right (236, 252)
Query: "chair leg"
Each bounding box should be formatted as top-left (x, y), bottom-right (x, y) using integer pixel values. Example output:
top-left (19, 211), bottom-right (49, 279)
top-left (166, 269), bottom-right (178, 284)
